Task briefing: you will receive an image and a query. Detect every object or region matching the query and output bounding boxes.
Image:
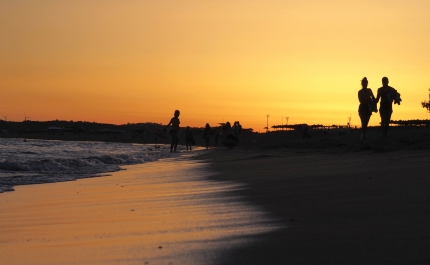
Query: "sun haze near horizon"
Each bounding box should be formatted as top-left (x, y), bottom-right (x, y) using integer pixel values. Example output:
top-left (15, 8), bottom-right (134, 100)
top-left (1, 1), bottom-right (430, 131)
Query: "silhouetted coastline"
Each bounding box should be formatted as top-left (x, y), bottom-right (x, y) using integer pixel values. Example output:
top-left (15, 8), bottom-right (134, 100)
top-left (1, 119), bottom-right (430, 152)
top-left (0, 120), bottom-right (212, 146)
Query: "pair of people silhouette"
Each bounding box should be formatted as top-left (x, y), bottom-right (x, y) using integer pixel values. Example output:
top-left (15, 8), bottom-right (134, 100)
top-left (185, 123), bottom-right (214, 151)
top-left (358, 76), bottom-right (401, 140)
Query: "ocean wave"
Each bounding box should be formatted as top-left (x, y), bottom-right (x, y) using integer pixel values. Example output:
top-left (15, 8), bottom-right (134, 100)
top-left (0, 139), bottom-right (173, 193)
top-left (0, 152), bottom-right (167, 173)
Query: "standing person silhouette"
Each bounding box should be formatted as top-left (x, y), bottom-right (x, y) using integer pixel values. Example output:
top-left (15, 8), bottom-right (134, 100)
top-left (358, 77), bottom-right (376, 140)
top-left (202, 123), bottom-right (213, 150)
top-left (184, 126), bottom-right (194, 151)
top-left (375, 77), bottom-right (396, 138)
top-left (165, 110), bottom-right (180, 152)
top-left (233, 121), bottom-right (242, 143)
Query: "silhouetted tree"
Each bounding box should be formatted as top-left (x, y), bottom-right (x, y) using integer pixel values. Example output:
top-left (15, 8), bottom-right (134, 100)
top-left (422, 88), bottom-right (430, 112)
top-left (423, 101), bottom-right (430, 112)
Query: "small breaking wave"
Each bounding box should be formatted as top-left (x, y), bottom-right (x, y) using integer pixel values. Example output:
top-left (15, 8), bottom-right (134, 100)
top-left (0, 138), bottom-right (174, 193)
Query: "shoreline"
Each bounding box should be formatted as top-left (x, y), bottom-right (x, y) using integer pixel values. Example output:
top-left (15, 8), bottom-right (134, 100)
top-left (0, 155), bottom-right (280, 265)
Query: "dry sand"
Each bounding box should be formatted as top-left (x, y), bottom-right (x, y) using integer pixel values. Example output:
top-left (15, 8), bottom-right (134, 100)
top-left (1, 126), bottom-right (430, 264)
top-left (194, 126), bottom-right (430, 264)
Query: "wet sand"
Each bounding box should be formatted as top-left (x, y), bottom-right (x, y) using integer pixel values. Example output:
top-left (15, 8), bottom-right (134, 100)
top-left (0, 156), bottom-right (279, 265)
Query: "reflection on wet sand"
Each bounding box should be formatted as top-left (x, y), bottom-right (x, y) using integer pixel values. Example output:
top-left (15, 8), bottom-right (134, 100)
top-left (0, 156), bottom-right (281, 265)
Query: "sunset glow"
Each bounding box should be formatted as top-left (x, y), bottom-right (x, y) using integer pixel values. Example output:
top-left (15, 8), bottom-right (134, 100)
top-left (1, 1), bottom-right (430, 131)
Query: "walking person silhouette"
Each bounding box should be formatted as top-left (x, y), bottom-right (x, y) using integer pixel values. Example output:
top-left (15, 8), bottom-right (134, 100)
top-left (375, 77), bottom-right (398, 138)
top-left (358, 77), bottom-right (376, 140)
top-left (165, 110), bottom-right (180, 152)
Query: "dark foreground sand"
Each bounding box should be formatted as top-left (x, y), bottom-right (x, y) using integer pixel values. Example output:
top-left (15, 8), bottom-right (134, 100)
top-left (1, 126), bottom-right (430, 264)
top-left (194, 126), bottom-right (430, 264)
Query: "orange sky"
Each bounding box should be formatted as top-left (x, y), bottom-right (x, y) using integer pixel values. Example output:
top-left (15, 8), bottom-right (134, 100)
top-left (1, 1), bottom-right (430, 131)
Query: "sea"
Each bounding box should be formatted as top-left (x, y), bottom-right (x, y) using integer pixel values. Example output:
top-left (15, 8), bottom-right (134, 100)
top-left (0, 138), bottom-right (197, 193)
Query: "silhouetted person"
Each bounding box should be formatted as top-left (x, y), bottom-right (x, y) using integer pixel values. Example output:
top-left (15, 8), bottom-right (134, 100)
top-left (214, 129), bottom-right (220, 146)
top-left (202, 123), bottom-right (213, 150)
top-left (232, 121), bottom-right (239, 138)
top-left (302, 124), bottom-right (310, 138)
top-left (184, 126), bottom-right (194, 151)
top-left (358, 77), bottom-right (376, 140)
top-left (165, 110), bottom-right (180, 152)
top-left (233, 121), bottom-right (242, 144)
top-left (221, 122), bottom-right (238, 149)
top-left (375, 77), bottom-right (397, 138)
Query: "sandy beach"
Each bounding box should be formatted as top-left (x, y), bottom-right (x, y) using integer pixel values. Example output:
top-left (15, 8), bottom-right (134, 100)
top-left (1, 126), bottom-right (430, 264)
top-left (197, 151), bottom-right (430, 264)
top-left (194, 126), bottom-right (430, 264)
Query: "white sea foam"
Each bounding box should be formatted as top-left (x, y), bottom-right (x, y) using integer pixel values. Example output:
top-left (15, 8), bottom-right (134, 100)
top-left (0, 138), bottom-right (185, 193)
